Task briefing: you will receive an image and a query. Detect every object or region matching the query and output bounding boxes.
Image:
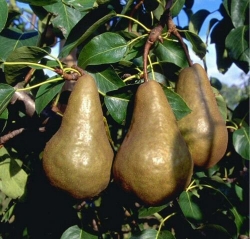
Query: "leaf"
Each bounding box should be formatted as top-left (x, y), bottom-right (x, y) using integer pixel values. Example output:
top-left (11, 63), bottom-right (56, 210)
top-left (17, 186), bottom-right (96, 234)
top-left (196, 224), bottom-right (232, 238)
top-left (89, 66), bottom-right (125, 95)
top-left (231, 0), bottom-right (249, 28)
top-left (183, 30), bottom-right (207, 59)
top-left (0, 84), bottom-right (15, 115)
top-left (35, 79), bottom-right (64, 115)
top-left (16, 0), bottom-right (58, 6)
top-left (0, 0), bottom-right (8, 33)
top-left (131, 229), bottom-right (175, 239)
top-left (171, 0), bottom-right (185, 17)
top-left (225, 25), bottom-right (250, 73)
top-left (233, 127), bottom-right (250, 160)
top-left (78, 32), bottom-right (128, 68)
top-left (4, 46), bottom-right (50, 85)
top-left (63, 0), bottom-right (96, 11)
top-left (60, 225), bottom-right (98, 239)
top-left (154, 40), bottom-right (188, 69)
top-left (189, 9), bottom-right (210, 34)
top-left (59, 11), bottom-right (116, 58)
top-left (0, 28), bottom-right (38, 61)
top-left (162, 86), bottom-right (191, 121)
top-left (138, 205), bottom-right (168, 218)
top-left (212, 87), bottom-right (228, 122)
top-left (0, 147), bottom-right (28, 199)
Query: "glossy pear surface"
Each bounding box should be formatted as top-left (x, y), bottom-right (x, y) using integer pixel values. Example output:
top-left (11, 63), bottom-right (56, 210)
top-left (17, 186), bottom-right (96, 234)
top-left (43, 74), bottom-right (114, 199)
top-left (113, 80), bottom-right (193, 206)
top-left (176, 63), bottom-right (228, 169)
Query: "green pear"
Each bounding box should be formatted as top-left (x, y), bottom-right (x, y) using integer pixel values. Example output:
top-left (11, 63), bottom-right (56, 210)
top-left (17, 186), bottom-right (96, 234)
top-left (43, 74), bottom-right (114, 199)
top-left (175, 63), bottom-right (228, 169)
top-left (113, 80), bottom-right (193, 206)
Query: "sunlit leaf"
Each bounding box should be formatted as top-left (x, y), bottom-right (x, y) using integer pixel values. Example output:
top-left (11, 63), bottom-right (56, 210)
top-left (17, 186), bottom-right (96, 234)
top-left (78, 32), bottom-right (128, 68)
top-left (231, 0), bottom-right (249, 28)
top-left (60, 225), bottom-right (98, 239)
top-left (131, 228), bottom-right (175, 239)
top-left (171, 0), bottom-right (185, 17)
top-left (0, 84), bottom-right (15, 115)
top-left (233, 127), bottom-right (250, 160)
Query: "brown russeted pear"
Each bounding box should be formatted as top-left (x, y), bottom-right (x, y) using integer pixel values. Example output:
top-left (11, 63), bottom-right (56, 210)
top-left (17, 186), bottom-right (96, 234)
top-left (43, 74), bottom-right (114, 199)
top-left (175, 63), bottom-right (228, 169)
top-left (112, 80), bottom-right (193, 206)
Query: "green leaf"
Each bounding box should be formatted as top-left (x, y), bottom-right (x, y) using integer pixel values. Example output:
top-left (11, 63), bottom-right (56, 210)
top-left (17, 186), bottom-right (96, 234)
top-left (233, 127), bottom-right (250, 160)
top-left (225, 25), bottom-right (250, 73)
top-left (4, 46), bottom-right (50, 85)
top-left (162, 86), bottom-right (191, 121)
top-left (89, 66), bottom-right (125, 95)
top-left (35, 78), bottom-right (64, 115)
top-left (0, 84), bottom-right (15, 115)
top-left (183, 30), bottom-right (207, 59)
top-left (64, 0), bottom-right (96, 11)
top-left (196, 224), bottom-right (232, 238)
top-left (78, 32), bottom-right (128, 68)
top-left (0, 28), bottom-right (38, 61)
top-left (0, 0), bottom-right (8, 33)
top-left (154, 40), bottom-right (188, 69)
top-left (179, 191), bottom-right (204, 223)
top-left (138, 205), bottom-right (168, 218)
top-left (16, 0), bottom-right (58, 6)
top-left (189, 9), bottom-right (210, 34)
top-left (131, 229), bottom-right (175, 239)
top-left (59, 11), bottom-right (116, 58)
top-left (0, 147), bottom-right (28, 199)
top-left (171, 0), bottom-right (185, 17)
top-left (60, 225), bottom-right (98, 239)
top-left (231, 0), bottom-right (249, 28)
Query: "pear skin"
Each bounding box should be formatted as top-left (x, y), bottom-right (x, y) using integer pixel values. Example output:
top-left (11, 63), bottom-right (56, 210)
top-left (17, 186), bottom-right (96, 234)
top-left (43, 74), bottom-right (114, 199)
top-left (176, 63), bottom-right (228, 169)
top-left (113, 80), bottom-right (193, 206)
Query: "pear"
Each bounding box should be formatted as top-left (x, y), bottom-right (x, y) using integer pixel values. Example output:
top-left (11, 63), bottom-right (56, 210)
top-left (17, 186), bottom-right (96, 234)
top-left (43, 74), bottom-right (114, 199)
top-left (175, 63), bottom-right (228, 169)
top-left (112, 80), bottom-right (193, 206)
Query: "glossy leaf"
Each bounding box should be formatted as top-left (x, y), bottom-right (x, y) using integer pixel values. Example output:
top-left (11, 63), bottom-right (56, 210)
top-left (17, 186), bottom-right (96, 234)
top-left (233, 127), bottom-right (250, 160)
top-left (16, 0), bottom-right (58, 6)
top-left (60, 225), bottom-right (98, 239)
top-left (89, 66), bottom-right (125, 95)
top-left (0, 0), bottom-right (8, 33)
top-left (35, 79), bottom-right (64, 115)
top-left (4, 46), bottom-right (50, 85)
top-left (183, 30), bottom-right (207, 59)
top-left (171, 0), bottom-right (185, 17)
top-left (0, 147), bottom-right (28, 199)
top-left (78, 32), bottom-right (128, 68)
top-left (138, 205), bottom-right (168, 218)
top-left (0, 28), bottom-right (38, 61)
top-left (44, 2), bottom-right (83, 38)
top-left (64, 0), bottom-right (96, 11)
top-left (162, 86), bottom-right (191, 121)
top-left (225, 25), bottom-right (250, 73)
top-left (189, 9), bottom-right (210, 34)
top-left (154, 40), bottom-right (188, 69)
top-left (131, 229), bottom-right (175, 239)
top-left (0, 84), bottom-right (15, 115)
top-left (231, 0), bottom-right (249, 28)
top-left (60, 11), bottom-right (116, 58)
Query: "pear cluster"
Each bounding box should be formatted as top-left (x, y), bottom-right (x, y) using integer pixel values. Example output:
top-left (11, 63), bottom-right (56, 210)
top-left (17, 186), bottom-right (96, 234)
top-left (43, 64), bottom-right (228, 206)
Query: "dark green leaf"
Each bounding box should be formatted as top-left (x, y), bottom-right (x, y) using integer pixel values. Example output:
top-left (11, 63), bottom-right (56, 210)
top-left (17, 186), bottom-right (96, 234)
top-left (233, 127), bottom-right (250, 160)
top-left (4, 46), bottom-right (50, 85)
top-left (0, 84), bottom-right (15, 115)
top-left (183, 30), bottom-right (207, 59)
top-left (138, 205), bottom-right (168, 218)
top-left (162, 86), bottom-right (191, 121)
top-left (0, 108), bottom-right (8, 120)
top-left (171, 0), bottom-right (185, 17)
top-left (196, 224), bottom-right (232, 239)
top-left (60, 225), bottom-right (98, 239)
top-left (78, 32), bottom-right (128, 68)
top-left (131, 229), bottom-right (175, 239)
top-left (231, 0), bottom-right (249, 28)
top-left (59, 11), bottom-right (116, 58)
top-left (189, 9), bottom-right (210, 34)
top-left (225, 25), bottom-right (250, 73)
top-left (0, 0), bottom-right (8, 33)
top-left (154, 40), bottom-right (188, 68)
top-left (35, 78), bottom-right (64, 115)
top-left (0, 28), bottom-right (38, 61)
top-left (16, 0), bottom-right (58, 6)
top-left (44, 2), bottom-right (84, 38)
top-left (89, 67), bottom-right (125, 95)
